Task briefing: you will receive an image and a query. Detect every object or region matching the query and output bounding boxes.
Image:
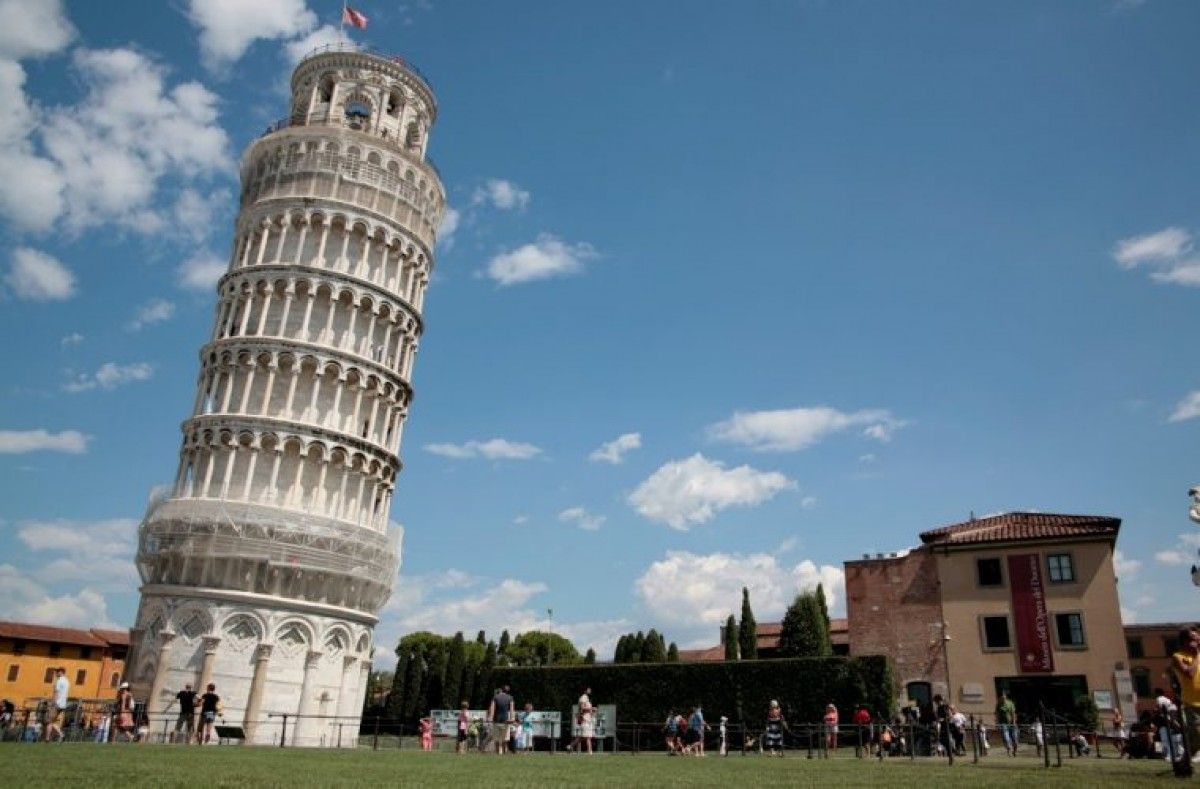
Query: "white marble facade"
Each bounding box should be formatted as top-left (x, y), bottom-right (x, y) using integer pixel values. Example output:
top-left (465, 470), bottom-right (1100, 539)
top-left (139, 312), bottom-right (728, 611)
top-left (132, 44), bottom-right (442, 746)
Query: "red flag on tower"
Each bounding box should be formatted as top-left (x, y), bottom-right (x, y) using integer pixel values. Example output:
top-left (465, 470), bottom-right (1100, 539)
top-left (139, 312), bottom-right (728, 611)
top-left (343, 6), bottom-right (368, 29)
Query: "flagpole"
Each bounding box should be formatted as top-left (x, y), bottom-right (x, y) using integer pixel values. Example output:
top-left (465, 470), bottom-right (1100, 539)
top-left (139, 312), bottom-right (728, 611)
top-left (340, 0), bottom-right (347, 45)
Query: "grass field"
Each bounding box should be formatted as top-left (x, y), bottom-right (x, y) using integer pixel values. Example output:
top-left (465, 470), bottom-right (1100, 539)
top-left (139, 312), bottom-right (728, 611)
top-left (0, 743), bottom-right (1179, 787)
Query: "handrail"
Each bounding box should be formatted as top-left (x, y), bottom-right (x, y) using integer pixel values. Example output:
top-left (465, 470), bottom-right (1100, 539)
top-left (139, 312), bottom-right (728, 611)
top-left (294, 42), bottom-right (434, 94)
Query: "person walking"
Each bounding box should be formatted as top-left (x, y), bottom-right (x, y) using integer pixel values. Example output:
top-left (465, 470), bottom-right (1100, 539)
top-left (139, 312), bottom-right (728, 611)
top-left (686, 705), bottom-right (709, 756)
top-left (568, 687), bottom-right (595, 754)
top-left (1170, 626), bottom-right (1200, 762)
top-left (456, 701), bottom-right (469, 754)
top-left (197, 683), bottom-right (220, 745)
top-left (114, 682), bottom-right (135, 742)
top-left (42, 667), bottom-right (69, 742)
top-left (487, 685), bottom-right (514, 753)
top-left (995, 692), bottom-right (1018, 756)
top-left (763, 700), bottom-right (789, 757)
top-left (824, 702), bottom-right (840, 753)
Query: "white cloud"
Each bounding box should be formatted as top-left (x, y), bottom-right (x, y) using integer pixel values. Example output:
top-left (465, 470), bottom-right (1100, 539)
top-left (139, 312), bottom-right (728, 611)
top-left (0, 0), bottom-right (75, 60)
top-left (424, 438), bottom-right (542, 460)
top-left (707, 406), bottom-right (907, 452)
top-left (0, 429), bottom-right (88, 454)
top-left (558, 506), bottom-right (605, 531)
top-left (171, 187), bottom-right (230, 242)
top-left (1155, 533), bottom-right (1200, 566)
top-left (1150, 264), bottom-right (1200, 287)
top-left (1170, 391), bottom-right (1200, 422)
top-left (0, 565), bottom-right (113, 628)
top-left (63, 362), bottom-right (153, 393)
top-left (436, 206), bottom-right (460, 249)
top-left (627, 453), bottom-right (795, 530)
top-left (513, 515), bottom-right (529, 525)
top-left (472, 179), bottom-right (531, 211)
top-left (177, 249), bottom-right (228, 292)
top-left (859, 453), bottom-right (876, 463)
top-left (127, 298), bottom-right (176, 331)
top-left (1114, 227), bottom-right (1192, 268)
top-left (60, 332), bottom-right (84, 347)
top-left (485, 234), bottom-right (598, 286)
top-left (5, 247), bottom-right (75, 300)
top-left (186, 0), bottom-right (317, 71)
top-left (1112, 550), bottom-right (1142, 581)
top-left (283, 24), bottom-right (343, 64)
top-left (800, 496), bottom-right (818, 509)
top-left (17, 518), bottom-right (139, 591)
top-left (634, 549), bottom-right (845, 629)
top-left (588, 432), bottom-right (641, 464)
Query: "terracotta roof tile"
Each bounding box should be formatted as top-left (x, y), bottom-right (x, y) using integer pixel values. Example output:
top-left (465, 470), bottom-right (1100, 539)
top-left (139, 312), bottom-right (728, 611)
top-left (676, 645), bottom-right (725, 662)
top-left (0, 621), bottom-right (107, 648)
top-left (89, 628), bottom-right (131, 647)
top-left (919, 512), bottom-right (1119, 547)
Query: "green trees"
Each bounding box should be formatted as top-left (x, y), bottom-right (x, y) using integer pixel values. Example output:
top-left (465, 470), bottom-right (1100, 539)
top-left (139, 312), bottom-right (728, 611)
top-left (442, 632), bottom-right (466, 708)
top-left (777, 591), bottom-right (831, 658)
top-left (584, 648), bottom-right (596, 664)
top-left (723, 615), bottom-right (739, 661)
top-left (613, 628), bottom-right (676, 663)
top-left (738, 587), bottom-right (758, 660)
top-left (667, 642), bottom-right (679, 662)
top-left (506, 631), bottom-right (581, 666)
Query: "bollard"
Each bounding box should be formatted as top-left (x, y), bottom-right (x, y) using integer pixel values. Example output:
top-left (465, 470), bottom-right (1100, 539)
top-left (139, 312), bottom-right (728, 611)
top-left (279, 714), bottom-right (288, 748)
top-left (337, 723), bottom-right (342, 749)
top-left (909, 723), bottom-right (916, 761)
top-left (373, 716), bottom-right (380, 751)
top-left (1053, 720), bottom-right (1062, 767)
top-left (970, 715), bottom-right (978, 764)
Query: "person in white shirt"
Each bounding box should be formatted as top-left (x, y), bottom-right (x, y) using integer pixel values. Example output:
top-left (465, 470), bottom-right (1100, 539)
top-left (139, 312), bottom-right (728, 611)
top-left (43, 667), bottom-right (69, 742)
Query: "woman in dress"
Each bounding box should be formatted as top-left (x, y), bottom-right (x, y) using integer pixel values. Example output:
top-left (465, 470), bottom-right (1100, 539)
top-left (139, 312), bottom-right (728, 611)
top-left (114, 682), bottom-right (135, 742)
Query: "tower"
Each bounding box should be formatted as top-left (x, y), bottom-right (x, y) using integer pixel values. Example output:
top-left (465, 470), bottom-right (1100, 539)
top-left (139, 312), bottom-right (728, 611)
top-left (131, 44), bottom-right (443, 746)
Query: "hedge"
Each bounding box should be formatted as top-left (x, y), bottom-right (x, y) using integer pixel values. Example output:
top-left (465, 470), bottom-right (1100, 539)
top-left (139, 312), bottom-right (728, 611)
top-left (490, 656), bottom-right (893, 728)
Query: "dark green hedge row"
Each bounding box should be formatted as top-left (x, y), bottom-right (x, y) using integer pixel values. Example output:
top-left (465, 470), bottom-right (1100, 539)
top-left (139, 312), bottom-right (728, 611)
top-left (491, 656), bottom-right (893, 728)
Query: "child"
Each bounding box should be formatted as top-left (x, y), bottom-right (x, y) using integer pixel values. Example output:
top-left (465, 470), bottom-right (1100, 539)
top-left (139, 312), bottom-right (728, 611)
top-left (517, 702), bottom-right (535, 753)
top-left (419, 716), bottom-right (433, 751)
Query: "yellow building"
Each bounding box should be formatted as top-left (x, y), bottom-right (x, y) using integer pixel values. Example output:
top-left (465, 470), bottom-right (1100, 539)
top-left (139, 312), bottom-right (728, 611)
top-left (847, 513), bottom-right (1133, 723)
top-left (0, 621), bottom-right (129, 707)
top-left (1124, 622), bottom-right (1193, 715)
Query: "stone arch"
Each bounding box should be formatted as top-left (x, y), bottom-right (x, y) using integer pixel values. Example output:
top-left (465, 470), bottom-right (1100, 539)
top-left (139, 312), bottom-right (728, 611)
top-left (171, 605), bottom-right (214, 641)
top-left (221, 611), bottom-right (266, 651)
top-left (273, 618), bottom-right (315, 656)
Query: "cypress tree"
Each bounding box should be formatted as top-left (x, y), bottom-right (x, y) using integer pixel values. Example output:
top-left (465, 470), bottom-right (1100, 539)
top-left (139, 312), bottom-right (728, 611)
top-left (633, 631), bottom-right (646, 663)
top-left (584, 648), bottom-right (596, 664)
top-left (402, 656), bottom-right (426, 721)
top-left (641, 629), bottom-right (666, 663)
top-left (498, 629), bottom-right (511, 655)
top-left (667, 642), bottom-right (679, 662)
top-left (443, 632), bottom-right (466, 708)
top-left (738, 587), bottom-right (758, 660)
top-left (388, 651), bottom-right (410, 718)
top-left (474, 640), bottom-right (497, 708)
top-left (778, 593), bottom-right (812, 657)
top-left (816, 583), bottom-right (830, 629)
top-left (476, 630), bottom-right (487, 646)
top-left (724, 615), bottom-right (739, 661)
top-left (613, 634), bottom-right (628, 663)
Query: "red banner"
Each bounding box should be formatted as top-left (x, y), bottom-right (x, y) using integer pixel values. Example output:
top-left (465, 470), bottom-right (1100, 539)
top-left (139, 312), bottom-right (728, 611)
top-left (1008, 553), bottom-right (1054, 673)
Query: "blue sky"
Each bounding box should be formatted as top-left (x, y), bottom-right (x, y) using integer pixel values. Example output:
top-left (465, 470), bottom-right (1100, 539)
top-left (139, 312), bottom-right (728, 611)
top-left (1, 0), bottom-right (1197, 664)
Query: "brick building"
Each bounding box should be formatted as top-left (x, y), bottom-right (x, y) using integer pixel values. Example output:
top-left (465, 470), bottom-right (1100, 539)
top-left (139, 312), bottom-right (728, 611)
top-left (1124, 622), bottom-right (1192, 715)
top-left (845, 512), bottom-right (1132, 722)
top-left (677, 619), bottom-right (849, 662)
top-left (0, 621), bottom-right (129, 707)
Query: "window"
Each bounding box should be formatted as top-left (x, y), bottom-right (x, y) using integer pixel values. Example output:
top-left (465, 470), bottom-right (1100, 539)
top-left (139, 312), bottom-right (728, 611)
top-left (110, 672), bottom-right (120, 689)
top-left (981, 616), bottom-right (1012, 649)
top-left (80, 647), bottom-right (92, 660)
top-left (43, 668), bottom-right (54, 683)
top-left (977, 558), bottom-right (1003, 587)
top-left (5, 665), bottom-right (17, 682)
top-left (1047, 553), bottom-right (1075, 583)
top-left (48, 644), bottom-right (61, 657)
top-left (1055, 613), bottom-right (1086, 648)
top-left (1132, 667), bottom-right (1152, 699)
top-left (12, 640), bottom-right (25, 655)
top-left (1127, 638), bottom-right (1144, 659)
top-left (1165, 636), bottom-right (1181, 656)
top-left (75, 669), bottom-right (86, 686)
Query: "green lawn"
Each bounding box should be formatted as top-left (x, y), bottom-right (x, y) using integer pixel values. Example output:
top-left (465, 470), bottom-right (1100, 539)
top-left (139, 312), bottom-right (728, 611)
top-left (0, 744), bottom-right (1178, 787)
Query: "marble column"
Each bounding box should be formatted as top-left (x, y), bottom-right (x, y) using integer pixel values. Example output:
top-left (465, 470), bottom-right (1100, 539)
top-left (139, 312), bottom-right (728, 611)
top-left (295, 650), bottom-right (324, 745)
top-left (147, 631), bottom-right (177, 717)
top-left (243, 643), bottom-right (273, 743)
top-left (197, 636), bottom-right (221, 691)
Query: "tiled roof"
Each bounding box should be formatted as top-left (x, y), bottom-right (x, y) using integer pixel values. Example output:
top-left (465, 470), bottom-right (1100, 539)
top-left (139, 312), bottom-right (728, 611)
top-left (89, 628), bottom-right (131, 647)
top-left (0, 621), bottom-right (107, 648)
top-left (676, 645), bottom-right (725, 663)
top-left (919, 512), bottom-right (1120, 547)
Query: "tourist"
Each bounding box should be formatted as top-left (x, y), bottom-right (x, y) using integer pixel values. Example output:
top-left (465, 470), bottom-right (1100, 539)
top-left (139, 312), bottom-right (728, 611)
top-left (517, 701), bottom-right (535, 752)
top-left (824, 702), bottom-right (839, 752)
top-left (932, 695), bottom-right (951, 756)
top-left (1112, 708), bottom-right (1127, 758)
top-left (170, 683), bottom-right (197, 744)
top-left (487, 685), bottom-right (514, 753)
top-left (976, 718), bottom-right (990, 756)
top-left (0, 697), bottom-right (13, 729)
top-left (1170, 626), bottom-right (1200, 761)
top-left (949, 705), bottom-right (967, 755)
top-left (763, 699), bottom-right (788, 757)
top-left (686, 705), bottom-right (708, 756)
top-left (995, 692), bottom-right (1018, 756)
top-left (664, 709), bottom-right (680, 754)
top-left (568, 687), bottom-right (594, 754)
top-left (1032, 717), bottom-right (1044, 757)
top-left (1154, 688), bottom-right (1184, 762)
top-left (419, 715), bottom-right (433, 751)
top-left (114, 682), bottom-right (135, 742)
top-left (456, 701), bottom-right (469, 754)
top-left (197, 682), bottom-right (220, 745)
top-left (852, 704), bottom-right (871, 756)
top-left (42, 667), bottom-right (68, 742)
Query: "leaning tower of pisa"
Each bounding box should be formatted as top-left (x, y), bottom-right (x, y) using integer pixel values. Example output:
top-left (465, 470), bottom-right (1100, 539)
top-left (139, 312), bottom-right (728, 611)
top-left (130, 45), bottom-right (443, 746)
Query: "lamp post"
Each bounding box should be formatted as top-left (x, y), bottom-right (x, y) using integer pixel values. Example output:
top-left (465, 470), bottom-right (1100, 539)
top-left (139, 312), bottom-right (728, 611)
top-left (547, 608), bottom-right (554, 665)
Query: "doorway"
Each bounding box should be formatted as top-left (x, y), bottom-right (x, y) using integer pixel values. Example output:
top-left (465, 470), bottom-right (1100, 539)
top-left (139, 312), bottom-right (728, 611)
top-left (995, 675), bottom-right (1088, 719)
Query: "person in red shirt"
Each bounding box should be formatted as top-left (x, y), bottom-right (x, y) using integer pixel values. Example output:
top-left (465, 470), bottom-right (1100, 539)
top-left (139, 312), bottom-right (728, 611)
top-left (853, 705), bottom-right (872, 757)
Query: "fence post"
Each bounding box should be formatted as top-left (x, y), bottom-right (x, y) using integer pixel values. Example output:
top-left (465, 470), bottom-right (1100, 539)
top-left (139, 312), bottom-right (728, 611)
top-left (970, 715), bottom-right (978, 763)
top-left (279, 714), bottom-right (288, 748)
top-left (372, 715), bottom-right (380, 750)
top-left (856, 723), bottom-right (863, 758)
top-left (909, 723), bottom-right (915, 761)
top-left (1053, 718), bottom-right (1062, 767)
